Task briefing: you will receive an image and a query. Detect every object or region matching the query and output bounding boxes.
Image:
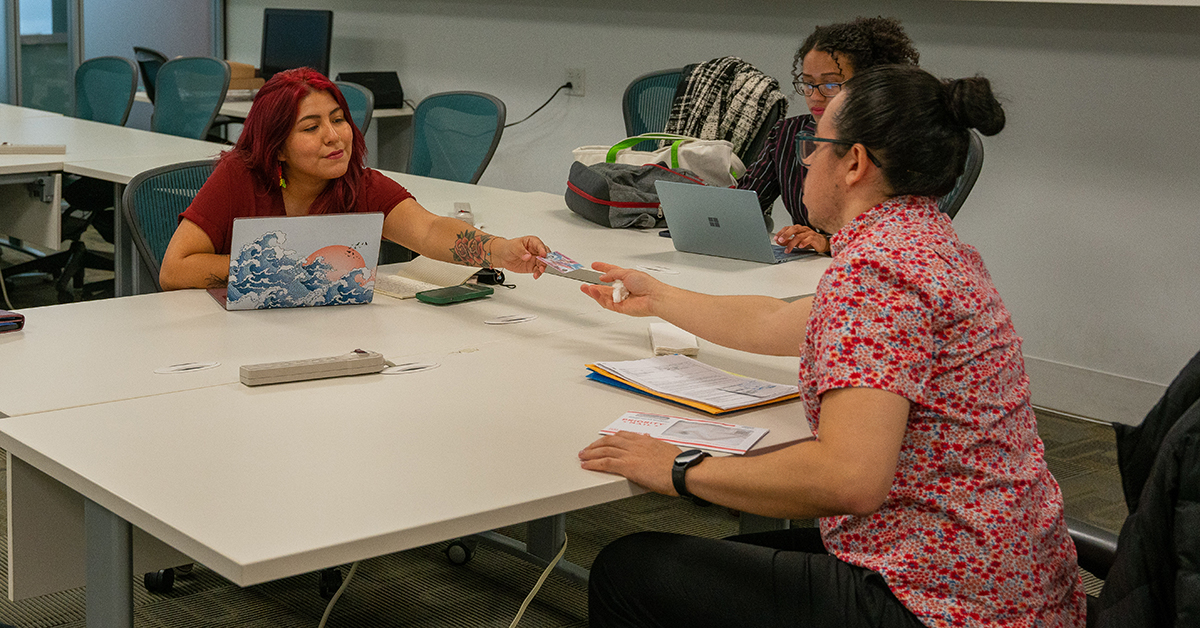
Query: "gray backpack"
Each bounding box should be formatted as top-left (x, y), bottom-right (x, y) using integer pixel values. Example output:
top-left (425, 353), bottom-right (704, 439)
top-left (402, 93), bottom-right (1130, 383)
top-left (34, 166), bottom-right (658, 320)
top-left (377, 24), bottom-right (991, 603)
top-left (565, 161), bottom-right (703, 228)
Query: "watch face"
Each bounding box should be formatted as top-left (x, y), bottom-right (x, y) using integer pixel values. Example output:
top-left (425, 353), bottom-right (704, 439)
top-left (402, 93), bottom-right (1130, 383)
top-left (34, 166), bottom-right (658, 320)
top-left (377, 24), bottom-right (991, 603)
top-left (675, 449), bottom-right (707, 466)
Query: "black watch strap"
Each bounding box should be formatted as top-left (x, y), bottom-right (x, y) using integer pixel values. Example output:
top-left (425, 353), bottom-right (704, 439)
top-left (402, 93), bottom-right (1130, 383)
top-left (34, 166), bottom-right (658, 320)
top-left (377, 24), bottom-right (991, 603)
top-left (672, 449), bottom-right (711, 505)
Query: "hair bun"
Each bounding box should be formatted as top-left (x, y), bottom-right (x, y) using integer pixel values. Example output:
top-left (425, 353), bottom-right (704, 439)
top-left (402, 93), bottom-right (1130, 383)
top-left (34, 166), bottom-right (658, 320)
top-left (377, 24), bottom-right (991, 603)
top-left (946, 77), bottom-right (1005, 136)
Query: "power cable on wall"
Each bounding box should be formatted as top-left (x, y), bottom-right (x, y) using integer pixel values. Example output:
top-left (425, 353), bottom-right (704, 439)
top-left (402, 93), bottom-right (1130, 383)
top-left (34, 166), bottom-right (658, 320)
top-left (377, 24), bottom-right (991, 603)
top-left (504, 83), bottom-right (572, 128)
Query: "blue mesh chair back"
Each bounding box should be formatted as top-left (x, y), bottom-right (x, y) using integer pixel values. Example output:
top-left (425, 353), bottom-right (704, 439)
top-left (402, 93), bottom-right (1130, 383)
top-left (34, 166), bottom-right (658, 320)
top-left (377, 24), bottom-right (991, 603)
top-left (74, 56), bottom-right (138, 126)
top-left (623, 68), bottom-right (685, 151)
top-left (937, 130), bottom-right (985, 220)
top-left (335, 81), bottom-right (374, 134)
top-left (409, 91), bottom-right (505, 184)
top-left (133, 46), bottom-right (168, 103)
top-left (121, 160), bottom-right (218, 292)
top-left (151, 57), bottom-right (230, 140)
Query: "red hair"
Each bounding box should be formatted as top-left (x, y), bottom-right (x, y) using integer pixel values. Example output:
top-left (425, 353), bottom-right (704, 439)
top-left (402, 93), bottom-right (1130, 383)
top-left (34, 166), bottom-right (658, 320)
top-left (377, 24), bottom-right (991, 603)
top-left (225, 67), bottom-right (368, 214)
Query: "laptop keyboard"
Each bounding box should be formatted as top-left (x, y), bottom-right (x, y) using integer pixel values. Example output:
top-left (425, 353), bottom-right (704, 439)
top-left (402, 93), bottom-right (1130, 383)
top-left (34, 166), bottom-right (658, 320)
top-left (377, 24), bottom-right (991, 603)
top-left (772, 244), bottom-right (811, 262)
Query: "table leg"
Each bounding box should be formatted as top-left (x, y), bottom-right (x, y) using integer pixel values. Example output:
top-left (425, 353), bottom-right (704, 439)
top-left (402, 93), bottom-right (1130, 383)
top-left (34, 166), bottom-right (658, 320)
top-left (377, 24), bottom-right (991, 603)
top-left (526, 515), bottom-right (565, 561)
top-left (84, 498), bottom-right (133, 628)
top-left (469, 514), bottom-right (590, 588)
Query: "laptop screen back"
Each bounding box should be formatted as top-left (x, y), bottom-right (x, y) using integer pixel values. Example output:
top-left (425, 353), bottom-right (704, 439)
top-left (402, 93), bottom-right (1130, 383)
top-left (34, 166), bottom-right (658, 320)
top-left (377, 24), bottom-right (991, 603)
top-left (226, 213), bottom-right (384, 310)
top-left (655, 182), bottom-right (784, 264)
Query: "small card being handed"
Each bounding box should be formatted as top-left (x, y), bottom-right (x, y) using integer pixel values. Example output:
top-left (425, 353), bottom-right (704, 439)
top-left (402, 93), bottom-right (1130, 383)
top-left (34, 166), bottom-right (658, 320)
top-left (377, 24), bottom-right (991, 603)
top-left (537, 251), bottom-right (585, 273)
top-left (537, 251), bottom-right (611, 285)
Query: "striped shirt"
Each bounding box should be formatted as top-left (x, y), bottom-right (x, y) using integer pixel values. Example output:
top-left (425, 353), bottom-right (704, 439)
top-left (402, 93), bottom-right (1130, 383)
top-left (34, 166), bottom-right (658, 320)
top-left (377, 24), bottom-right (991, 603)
top-left (737, 114), bottom-right (816, 228)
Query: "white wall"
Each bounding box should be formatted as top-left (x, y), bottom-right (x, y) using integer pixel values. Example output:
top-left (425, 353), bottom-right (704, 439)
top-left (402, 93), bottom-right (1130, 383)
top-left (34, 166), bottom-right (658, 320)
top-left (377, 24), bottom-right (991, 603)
top-left (83, 0), bottom-right (214, 128)
top-left (225, 0), bottom-right (1200, 425)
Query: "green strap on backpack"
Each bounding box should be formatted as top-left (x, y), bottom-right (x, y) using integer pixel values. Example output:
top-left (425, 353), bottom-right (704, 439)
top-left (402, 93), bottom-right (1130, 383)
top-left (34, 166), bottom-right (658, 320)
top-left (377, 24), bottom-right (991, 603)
top-left (604, 133), bottom-right (739, 179)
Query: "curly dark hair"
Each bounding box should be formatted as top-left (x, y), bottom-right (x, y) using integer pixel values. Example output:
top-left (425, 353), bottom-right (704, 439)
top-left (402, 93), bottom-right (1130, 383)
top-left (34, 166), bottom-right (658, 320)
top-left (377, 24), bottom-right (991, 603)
top-left (792, 16), bottom-right (920, 81)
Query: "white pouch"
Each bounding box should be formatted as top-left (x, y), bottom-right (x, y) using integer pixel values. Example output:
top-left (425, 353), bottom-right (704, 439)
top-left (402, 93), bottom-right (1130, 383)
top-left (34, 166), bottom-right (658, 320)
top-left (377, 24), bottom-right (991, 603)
top-left (572, 133), bottom-right (745, 188)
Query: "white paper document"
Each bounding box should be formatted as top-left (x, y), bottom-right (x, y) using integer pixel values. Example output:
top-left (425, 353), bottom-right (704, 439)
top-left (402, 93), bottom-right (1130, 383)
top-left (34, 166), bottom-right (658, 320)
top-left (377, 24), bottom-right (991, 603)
top-left (594, 354), bottom-right (798, 411)
top-left (600, 411), bottom-right (768, 454)
top-left (649, 322), bottom-right (699, 356)
top-left (375, 256), bottom-right (482, 299)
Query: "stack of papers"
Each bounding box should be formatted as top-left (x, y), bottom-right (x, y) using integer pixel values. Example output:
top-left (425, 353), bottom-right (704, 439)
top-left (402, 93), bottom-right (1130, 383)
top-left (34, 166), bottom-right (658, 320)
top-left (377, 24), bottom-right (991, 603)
top-left (600, 411), bottom-right (768, 454)
top-left (586, 354), bottom-right (799, 414)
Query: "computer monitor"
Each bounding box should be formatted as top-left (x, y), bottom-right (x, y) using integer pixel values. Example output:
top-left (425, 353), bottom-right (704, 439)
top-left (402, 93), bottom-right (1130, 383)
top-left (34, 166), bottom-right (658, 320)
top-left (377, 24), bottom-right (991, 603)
top-left (260, 8), bottom-right (333, 81)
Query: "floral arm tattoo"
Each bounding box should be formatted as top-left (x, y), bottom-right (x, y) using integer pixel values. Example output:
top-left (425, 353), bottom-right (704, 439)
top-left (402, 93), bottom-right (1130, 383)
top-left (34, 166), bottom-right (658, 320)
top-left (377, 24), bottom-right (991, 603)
top-left (451, 229), bottom-right (496, 268)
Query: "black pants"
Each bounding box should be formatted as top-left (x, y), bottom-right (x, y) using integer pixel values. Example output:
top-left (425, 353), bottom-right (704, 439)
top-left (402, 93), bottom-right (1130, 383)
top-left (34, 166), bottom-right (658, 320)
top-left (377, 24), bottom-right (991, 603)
top-left (589, 527), bottom-right (927, 628)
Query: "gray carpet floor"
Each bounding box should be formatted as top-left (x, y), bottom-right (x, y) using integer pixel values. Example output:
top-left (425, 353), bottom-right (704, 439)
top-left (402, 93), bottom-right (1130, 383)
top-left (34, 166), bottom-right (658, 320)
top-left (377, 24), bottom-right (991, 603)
top-left (2, 237), bottom-right (1127, 627)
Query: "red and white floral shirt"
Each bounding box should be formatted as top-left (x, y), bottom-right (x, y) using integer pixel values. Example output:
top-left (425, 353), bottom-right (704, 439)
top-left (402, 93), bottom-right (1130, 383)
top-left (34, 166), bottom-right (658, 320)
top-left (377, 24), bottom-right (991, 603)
top-left (801, 196), bottom-right (1085, 628)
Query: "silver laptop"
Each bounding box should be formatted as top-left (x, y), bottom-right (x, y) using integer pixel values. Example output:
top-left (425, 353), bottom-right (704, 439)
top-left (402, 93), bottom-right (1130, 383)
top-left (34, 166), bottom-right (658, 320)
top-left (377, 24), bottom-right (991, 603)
top-left (215, 213), bottom-right (385, 310)
top-left (655, 181), bottom-right (814, 264)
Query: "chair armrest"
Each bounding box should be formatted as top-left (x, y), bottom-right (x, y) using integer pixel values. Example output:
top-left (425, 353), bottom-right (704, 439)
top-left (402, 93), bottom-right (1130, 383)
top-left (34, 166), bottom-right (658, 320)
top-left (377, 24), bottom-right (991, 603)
top-left (1066, 515), bottom-right (1119, 580)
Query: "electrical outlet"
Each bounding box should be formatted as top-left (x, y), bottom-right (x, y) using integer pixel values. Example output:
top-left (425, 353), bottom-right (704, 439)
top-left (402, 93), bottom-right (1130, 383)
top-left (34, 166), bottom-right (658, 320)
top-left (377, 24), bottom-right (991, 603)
top-left (566, 68), bottom-right (585, 97)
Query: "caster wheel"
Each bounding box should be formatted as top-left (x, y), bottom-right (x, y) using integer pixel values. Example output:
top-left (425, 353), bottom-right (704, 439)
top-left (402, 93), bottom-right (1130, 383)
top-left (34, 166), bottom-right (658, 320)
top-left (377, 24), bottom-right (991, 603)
top-left (143, 568), bottom-right (175, 593)
top-left (318, 566), bottom-right (343, 599)
top-left (444, 539), bottom-right (476, 566)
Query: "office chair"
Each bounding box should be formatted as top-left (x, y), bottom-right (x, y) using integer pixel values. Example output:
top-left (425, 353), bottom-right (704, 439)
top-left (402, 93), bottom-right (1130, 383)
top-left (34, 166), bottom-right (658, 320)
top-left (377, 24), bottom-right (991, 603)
top-left (0, 56), bottom-right (138, 303)
top-left (133, 46), bottom-right (169, 103)
top-left (937, 130), bottom-right (984, 219)
top-left (623, 68), bottom-right (686, 151)
top-left (379, 92), bottom-right (506, 264)
top-left (409, 91), bottom-right (506, 184)
top-left (1065, 348), bottom-right (1200, 627)
top-left (151, 57), bottom-right (231, 141)
top-left (74, 56), bottom-right (139, 125)
top-left (335, 80), bottom-right (374, 134)
top-left (121, 159), bottom-right (217, 294)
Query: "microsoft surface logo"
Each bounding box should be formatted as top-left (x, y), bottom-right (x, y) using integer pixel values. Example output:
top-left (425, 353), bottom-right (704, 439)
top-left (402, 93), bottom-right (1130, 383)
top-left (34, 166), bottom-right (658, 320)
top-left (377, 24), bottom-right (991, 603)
top-left (708, 217), bottom-right (720, 228)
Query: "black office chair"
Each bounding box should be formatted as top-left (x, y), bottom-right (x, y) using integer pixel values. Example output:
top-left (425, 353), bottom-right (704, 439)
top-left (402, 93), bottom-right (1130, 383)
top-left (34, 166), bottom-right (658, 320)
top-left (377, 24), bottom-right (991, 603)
top-left (937, 130), bottom-right (984, 220)
top-left (1067, 348), bottom-right (1200, 626)
top-left (133, 46), bottom-right (168, 103)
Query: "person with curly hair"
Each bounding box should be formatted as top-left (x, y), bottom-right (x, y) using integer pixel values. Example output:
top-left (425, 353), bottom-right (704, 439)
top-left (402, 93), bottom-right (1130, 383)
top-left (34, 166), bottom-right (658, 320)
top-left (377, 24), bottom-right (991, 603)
top-left (739, 16), bottom-right (919, 255)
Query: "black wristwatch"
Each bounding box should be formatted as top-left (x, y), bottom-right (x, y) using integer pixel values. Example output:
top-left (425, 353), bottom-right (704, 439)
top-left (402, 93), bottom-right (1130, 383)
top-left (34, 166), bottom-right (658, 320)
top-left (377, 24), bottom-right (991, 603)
top-left (672, 449), bottom-right (711, 506)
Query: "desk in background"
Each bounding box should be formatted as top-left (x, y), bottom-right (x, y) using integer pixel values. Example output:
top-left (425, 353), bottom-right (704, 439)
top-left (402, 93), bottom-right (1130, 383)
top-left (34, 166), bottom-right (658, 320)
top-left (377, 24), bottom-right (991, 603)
top-left (0, 106), bottom-right (223, 298)
top-left (134, 92), bottom-right (416, 171)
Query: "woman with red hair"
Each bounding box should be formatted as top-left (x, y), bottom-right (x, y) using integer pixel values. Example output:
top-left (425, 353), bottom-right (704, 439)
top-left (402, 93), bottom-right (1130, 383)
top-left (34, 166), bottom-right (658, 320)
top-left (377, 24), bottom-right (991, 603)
top-left (160, 67), bottom-right (547, 290)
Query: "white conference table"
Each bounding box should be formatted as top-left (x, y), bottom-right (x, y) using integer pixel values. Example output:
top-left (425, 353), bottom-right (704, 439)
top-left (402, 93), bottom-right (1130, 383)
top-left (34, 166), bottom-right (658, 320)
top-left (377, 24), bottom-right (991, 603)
top-left (0, 174), bottom-right (831, 626)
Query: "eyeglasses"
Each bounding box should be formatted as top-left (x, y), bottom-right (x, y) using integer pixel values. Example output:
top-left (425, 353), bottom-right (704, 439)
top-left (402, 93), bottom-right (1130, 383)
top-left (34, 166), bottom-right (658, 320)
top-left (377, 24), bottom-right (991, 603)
top-left (794, 133), bottom-right (882, 168)
top-left (792, 78), bottom-right (845, 98)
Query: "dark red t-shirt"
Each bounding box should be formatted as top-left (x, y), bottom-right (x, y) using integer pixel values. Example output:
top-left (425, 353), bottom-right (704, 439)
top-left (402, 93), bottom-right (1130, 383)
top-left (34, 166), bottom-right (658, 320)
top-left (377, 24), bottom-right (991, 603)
top-left (180, 156), bottom-right (414, 254)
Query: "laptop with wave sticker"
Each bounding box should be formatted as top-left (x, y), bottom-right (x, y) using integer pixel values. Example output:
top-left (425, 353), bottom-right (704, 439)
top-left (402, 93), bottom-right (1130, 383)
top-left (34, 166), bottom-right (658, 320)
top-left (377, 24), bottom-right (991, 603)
top-left (210, 213), bottom-right (384, 310)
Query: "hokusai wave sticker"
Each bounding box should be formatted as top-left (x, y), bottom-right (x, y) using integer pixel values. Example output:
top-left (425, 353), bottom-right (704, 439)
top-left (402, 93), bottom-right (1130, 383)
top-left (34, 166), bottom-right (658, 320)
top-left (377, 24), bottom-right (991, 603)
top-left (224, 213), bottom-right (384, 311)
top-left (227, 232), bottom-right (375, 309)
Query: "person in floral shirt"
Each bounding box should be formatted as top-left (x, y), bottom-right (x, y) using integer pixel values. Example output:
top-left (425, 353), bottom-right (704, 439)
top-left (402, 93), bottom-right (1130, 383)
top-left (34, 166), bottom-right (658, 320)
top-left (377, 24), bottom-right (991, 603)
top-left (578, 65), bottom-right (1085, 628)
